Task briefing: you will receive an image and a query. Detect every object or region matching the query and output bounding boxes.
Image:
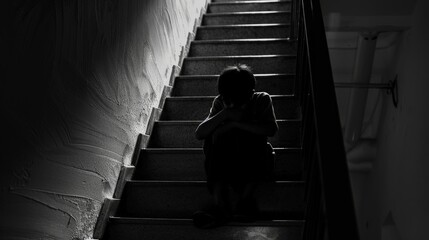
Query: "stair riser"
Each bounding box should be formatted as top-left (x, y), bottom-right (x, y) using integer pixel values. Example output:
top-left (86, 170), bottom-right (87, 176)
top-left (148, 121), bottom-right (301, 148)
top-left (122, 182), bottom-right (305, 218)
top-left (105, 1), bottom-right (306, 239)
top-left (208, 2), bottom-right (291, 13)
top-left (173, 75), bottom-right (295, 96)
top-left (135, 150), bottom-right (302, 181)
top-left (212, 0), bottom-right (290, 1)
top-left (181, 56), bottom-right (296, 75)
top-left (189, 40), bottom-right (297, 57)
top-left (196, 25), bottom-right (290, 40)
top-left (213, 0), bottom-right (276, 1)
top-left (203, 12), bottom-right (291, 25)
top-left (106, 222), bottom-right (303, 240)
top-left (161, 97), bottom-right (299, 120)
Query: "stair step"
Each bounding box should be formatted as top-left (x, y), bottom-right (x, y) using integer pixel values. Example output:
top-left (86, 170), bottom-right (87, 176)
top-left (189, 39), bottom-right (297, 57)
top-left (208, 1), bottom-right (291, 13)
top-left (120, 181), bottom-right (305, 219)
top-left (104, 2), bottom-right (306, 238)
top-left (203, 11), bottom-right (291, 25)
top-left (135, 148), bottom-right (302, 181)
top-left (105, 217), bottom-right (304, 240)
top-left (172, 74), bottom-right (295, 96)
top-left (181, 55), bottom-right (296, 75)
top-left (212, 0), bottom-right (288, 1)
top-left (196, 24), bottom-right (290, 40)
top-left (148, 120), bottom-right (301, 148)
top-left (160, 95), bottom-right (299, 120)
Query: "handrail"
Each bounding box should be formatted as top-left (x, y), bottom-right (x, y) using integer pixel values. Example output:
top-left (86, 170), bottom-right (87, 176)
top-left (335, 78), bottom-right (398, 107)
top-left (295, 0), bottom-right (360, 239)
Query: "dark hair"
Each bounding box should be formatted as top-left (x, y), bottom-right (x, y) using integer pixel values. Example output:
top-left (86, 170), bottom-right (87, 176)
top-left (217, 64), bottom-right (256, 106)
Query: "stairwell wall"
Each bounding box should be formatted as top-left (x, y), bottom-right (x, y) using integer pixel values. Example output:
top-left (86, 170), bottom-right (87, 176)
top-left (363, 1), bottom-right (429, 239)
top-left (321, 0), bottom-right (428, 239)
top-left (321, 0), bottom-right (429, 240)
top-left (0, 1), bottom-right (207, 239)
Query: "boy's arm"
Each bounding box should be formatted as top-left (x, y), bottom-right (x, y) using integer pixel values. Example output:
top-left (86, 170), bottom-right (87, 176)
top-left (231, 121), bottom-right (278, 137)
top-left (195, 108), bottom-right (245, 140)
top-left (195, 96), bottom-right (243, 140)
top-left (195, 110), bottom-right (227, 140)
top-left (232, 93), bottom-right (278, 137)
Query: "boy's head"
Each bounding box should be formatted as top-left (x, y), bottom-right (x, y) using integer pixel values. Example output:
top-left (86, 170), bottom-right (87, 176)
top-left (217, 64), bottom-right (256, 107)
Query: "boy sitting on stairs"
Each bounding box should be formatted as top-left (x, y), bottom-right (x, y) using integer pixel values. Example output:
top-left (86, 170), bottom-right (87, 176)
top-left (194, 64), bottom-right (278, 228)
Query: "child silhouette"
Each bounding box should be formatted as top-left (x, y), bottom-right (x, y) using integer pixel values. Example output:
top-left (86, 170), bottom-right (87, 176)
top-left (193, 64), bottom-right (278, 228)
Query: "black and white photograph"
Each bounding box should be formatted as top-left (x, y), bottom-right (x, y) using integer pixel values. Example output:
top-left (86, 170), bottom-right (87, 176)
top-left (1, 0), bottom-right (428, 239)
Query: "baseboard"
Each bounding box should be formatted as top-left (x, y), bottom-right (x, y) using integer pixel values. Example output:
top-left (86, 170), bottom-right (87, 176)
top-left (157, 86), bottom-right (173, 110)
top-left (113, 165), bottom-right (136, 199)
top-left (93, 198), bottom-right (120, 239)
top-left (131, 133), bottom-right (144, 166)
top-left (169, 65), bottom-right (181, 87)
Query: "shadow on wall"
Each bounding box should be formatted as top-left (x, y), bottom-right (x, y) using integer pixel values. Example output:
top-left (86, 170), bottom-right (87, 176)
top-left (381, 212), bottom-right (402, 240)
top-left (0, 0), bottom-right (206, 239)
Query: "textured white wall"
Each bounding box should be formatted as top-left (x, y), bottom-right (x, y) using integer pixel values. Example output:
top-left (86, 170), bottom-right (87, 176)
top-left (0, 1), bottom-right (206, 239)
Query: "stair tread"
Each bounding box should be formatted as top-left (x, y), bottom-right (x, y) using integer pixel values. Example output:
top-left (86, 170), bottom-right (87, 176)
top-left (122, 180), bottom-right (305, 219)
top-left (211, 0), bottom-right (290, 0)
top-left (198, 23), bottom-right (290, 28)
top-left (209, 0), bottom-right (292, 5)
top-left (195, 23), bottom-right (291, 40)
top-left (189, 38), bottom-right (297, 57)
top-left (154, 119), bottom-right (301, 124)
top-left (165, 94), bottom-right (294, 99)
top-left (127, 180), bottom-right (305, 184)
top-left (141, 147), bottom-right (301, 152)
top-left (185, 54), bottom-right (296, 59)
top-left (135, 146), bottom-right (303, 181)
top-left (161, 96), bottom-right (300, 120)
top-left (175, 73), bottom-right (295, 78)
top-left (207, 1), bottom-right (292, 15)
top-left (109, 216), bottom-right (305, 226)
top-left (181, 55), bottom-right (297, 75)
top-left (106, 1), bottom-right (305, 238)
top-left (192, 38), bottom-right (292, 43)
top-left (106, 216), bottom-right (304, 239)
top-left (204, 10), bottom-right (291, 16)
top-left (172, 74), bottom-right (296, 96)
top-left (149, 120), bottom-right (301, 148)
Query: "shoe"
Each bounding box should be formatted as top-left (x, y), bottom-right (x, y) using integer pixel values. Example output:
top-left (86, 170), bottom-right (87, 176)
top-left (192, 210), bottom-right (218, 229)
top-left (192, 208), bottom-right (230, 229)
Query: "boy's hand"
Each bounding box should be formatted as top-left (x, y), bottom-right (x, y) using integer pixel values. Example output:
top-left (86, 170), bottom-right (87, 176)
top-left (212, 122), bottom-right (237, 143)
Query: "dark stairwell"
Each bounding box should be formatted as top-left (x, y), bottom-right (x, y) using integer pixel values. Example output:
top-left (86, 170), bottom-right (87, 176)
top-left (101, 0), bottom-right (359, 239)
top-left (2, 0), bottom-right (427, 239)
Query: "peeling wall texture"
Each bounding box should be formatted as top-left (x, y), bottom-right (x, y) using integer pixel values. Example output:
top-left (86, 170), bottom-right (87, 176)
top-left (0, 1), bottom-right (207, 239)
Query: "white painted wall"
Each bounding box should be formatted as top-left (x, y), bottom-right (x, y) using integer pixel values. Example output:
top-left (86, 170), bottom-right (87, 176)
top-left (0, 1), bottom-right (207, 239)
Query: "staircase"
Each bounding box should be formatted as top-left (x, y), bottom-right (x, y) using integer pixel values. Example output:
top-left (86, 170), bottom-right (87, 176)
top-left (103, 0), bottom-right (306, 239)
